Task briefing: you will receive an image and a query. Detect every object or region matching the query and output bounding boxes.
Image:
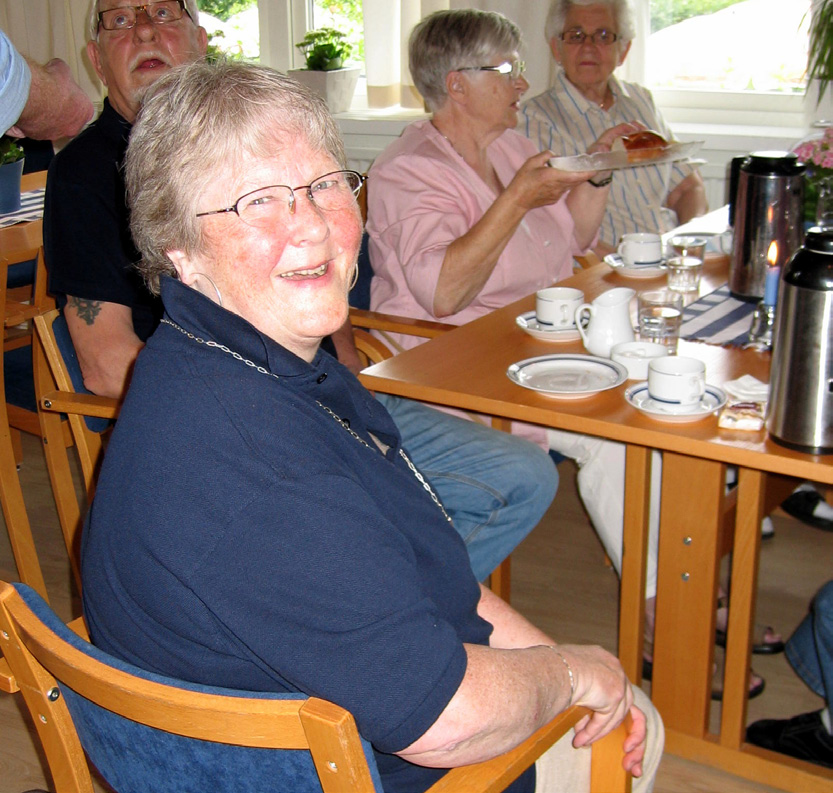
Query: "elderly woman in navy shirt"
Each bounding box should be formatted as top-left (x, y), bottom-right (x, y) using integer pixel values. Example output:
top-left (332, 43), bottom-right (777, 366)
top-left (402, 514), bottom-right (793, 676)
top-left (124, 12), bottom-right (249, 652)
top-left (80, 59), bottom-right (661, 793)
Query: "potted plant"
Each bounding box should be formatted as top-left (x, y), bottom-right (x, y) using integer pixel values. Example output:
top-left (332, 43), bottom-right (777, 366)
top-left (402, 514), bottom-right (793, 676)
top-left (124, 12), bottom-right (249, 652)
top-left (0, 135), bottom-right (25, 214)
top-left (288, 27), bottom-right (359, 115)
top-left (808, 0), bottom-right (833, 105)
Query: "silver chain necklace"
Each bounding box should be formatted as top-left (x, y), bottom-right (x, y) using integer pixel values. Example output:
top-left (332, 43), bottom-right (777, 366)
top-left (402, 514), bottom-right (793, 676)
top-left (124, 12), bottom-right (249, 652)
top-left (161, 318), bottom-right (452, 523)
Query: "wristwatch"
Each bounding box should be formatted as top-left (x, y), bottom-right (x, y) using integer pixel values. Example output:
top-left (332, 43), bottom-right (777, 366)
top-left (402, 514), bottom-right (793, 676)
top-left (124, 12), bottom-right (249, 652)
top-left (589, 171), bottom-right (613, 188)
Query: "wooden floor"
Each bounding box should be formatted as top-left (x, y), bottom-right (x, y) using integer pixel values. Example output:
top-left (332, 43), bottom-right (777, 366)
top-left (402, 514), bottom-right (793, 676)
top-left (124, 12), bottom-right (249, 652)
top-left (1, 433), bottom-right (830, 792)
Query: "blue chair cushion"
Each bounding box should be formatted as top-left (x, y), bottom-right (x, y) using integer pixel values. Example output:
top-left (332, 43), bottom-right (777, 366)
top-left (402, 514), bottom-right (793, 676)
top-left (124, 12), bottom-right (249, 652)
top-left (14, 584), bottom-right (384, 793)
top-left (4, 344), bottom-right (36, 413)
top-left (349, 232), bottom-right (373, 311)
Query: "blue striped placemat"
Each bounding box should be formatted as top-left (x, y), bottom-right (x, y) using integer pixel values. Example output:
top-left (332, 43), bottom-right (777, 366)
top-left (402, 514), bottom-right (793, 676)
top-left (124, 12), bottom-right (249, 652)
top-left (679, 284), bottom-right (757, 346)
top-left (0, 188), bottom-right (45, 228)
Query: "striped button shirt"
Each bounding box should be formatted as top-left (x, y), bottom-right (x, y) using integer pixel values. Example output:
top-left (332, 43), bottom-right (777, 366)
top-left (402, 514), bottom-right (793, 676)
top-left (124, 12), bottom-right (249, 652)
top-left (518, 68), bottom-right (697, 248)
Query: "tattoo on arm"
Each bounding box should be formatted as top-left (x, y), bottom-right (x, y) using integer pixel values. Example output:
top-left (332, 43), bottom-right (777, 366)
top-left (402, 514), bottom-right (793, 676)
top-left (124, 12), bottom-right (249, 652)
top-left (67, 296), bottom-right (104, 326)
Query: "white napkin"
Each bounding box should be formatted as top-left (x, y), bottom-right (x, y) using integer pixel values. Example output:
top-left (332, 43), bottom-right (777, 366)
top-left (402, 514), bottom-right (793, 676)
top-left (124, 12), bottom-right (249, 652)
top-left (723, 374), bottom-right (769, 402)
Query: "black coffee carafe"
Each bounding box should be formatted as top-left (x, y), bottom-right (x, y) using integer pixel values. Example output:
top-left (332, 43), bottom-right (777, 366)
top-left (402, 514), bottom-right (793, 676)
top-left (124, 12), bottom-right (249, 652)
top-left (767, 227), bottom-right (833, 453)
top-left (729, 151), bottom-right (806, 301)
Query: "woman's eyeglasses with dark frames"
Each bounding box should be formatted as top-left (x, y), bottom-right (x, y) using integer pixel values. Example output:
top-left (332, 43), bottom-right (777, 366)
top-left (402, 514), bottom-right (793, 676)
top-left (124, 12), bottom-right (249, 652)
top-left (560, 29), bottom-right (619, 46)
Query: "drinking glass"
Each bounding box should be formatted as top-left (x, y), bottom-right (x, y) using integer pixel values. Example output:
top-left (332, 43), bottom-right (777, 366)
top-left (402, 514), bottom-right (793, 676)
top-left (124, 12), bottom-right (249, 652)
top-left (668, 235), bottom-right (708, 261)
top-left (637, 289), bottom-right (684, 349)
top-left (666, 255), bottom-right (703, 293)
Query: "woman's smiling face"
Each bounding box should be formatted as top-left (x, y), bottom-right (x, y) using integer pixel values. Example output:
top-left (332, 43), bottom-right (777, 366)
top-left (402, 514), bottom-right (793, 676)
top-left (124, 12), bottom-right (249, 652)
top-left (168, 139), bottom-right (363, 361)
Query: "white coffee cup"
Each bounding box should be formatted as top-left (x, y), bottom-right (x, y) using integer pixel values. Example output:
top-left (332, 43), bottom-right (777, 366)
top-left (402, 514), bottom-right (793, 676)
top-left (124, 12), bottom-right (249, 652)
top-left (647, 356), bottom-right (706, 413)
top-left (610, 341), bottom-right (670, 380)
top-left (618, 232), bottom-right (663, 267)
top-left (536, 287), bottom-right (584, 328)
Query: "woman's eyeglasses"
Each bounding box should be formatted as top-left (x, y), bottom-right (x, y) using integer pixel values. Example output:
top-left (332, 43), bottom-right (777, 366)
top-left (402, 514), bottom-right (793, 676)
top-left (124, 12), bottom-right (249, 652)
top-left (560, 29), bottom-right (619, 46)
top-left (195, 170), bottom-right (365, 228)
top-left (457, 60), bottom-right (526, 80)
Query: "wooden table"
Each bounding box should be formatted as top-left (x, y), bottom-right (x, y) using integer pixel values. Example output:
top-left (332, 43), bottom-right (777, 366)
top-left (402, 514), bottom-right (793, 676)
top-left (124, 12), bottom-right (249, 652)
top-left (359, 255), bottom-right (833, 791)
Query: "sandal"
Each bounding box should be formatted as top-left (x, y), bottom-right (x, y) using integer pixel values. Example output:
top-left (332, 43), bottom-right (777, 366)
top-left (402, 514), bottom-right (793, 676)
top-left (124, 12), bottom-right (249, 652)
top-left (715, 596), bottom-right (784, 655)
top-left (642, 643), bottom-right (765, 701)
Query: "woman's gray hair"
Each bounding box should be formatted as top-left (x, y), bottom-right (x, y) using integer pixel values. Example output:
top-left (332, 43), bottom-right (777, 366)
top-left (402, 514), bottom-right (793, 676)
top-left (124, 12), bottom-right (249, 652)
top-left (409, 9), bottom-right (522, 112)
top-left (125, 59), bottom-right (347, 294)
top-left (545, 0), bottom-right (635, 46)
top-left (88, 0), bottom-right (201, 41)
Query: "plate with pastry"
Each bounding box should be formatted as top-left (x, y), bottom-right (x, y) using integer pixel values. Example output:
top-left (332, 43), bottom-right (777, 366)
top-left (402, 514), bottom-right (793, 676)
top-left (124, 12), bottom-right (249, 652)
top-left (549, 131), bottom-right (703, 173)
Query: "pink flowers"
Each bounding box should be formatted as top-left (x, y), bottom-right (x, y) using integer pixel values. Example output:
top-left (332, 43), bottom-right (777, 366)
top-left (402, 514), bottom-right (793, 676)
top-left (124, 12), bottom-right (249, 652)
top-left (793, 129), bottom-right (833, 170)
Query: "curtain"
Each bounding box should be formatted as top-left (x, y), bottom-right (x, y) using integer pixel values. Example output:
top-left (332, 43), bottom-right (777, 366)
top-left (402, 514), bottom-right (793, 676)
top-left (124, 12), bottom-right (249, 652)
top-left (362, 0), bottom-right (451, 109)
top-left (0, 0), bottom-right (103, 102)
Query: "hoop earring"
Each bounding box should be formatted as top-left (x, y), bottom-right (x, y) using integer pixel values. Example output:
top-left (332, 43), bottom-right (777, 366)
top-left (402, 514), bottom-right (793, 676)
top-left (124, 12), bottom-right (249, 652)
top-left (348, 263), bottom-right (359, 291)
top-left (192, 272), bottom-right (223, 307)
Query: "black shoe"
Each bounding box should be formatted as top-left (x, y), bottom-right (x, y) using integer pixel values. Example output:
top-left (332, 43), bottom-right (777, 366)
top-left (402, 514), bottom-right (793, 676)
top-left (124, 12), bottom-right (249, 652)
top-left (781, 490), bottom-right (833, 532)
top-left (642, 653), bottom-right (765, 701)
top-left (746, 710), bottom-right (833, 769)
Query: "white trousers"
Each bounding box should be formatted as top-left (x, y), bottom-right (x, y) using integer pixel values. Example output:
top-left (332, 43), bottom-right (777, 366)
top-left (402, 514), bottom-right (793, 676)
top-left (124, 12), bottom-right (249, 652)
top-left (546, 429), bottom-right (662, 600)
top-left (535, 686), bottom-right (663, 793)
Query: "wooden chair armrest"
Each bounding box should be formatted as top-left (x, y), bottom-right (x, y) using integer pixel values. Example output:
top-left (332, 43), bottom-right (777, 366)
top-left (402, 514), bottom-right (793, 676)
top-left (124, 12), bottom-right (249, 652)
top-left (40, 390), bottom-right (121, 420)
top-left (0, 656), bottom-right (19, 693)
top-left (426, 707), bottom-right (631, 793)
top-left (349, 308), bottom-right (453, 339)
top-left (575, 251), bottom-right (603, 269)
top-left (353, 328), bottom-right (396, 365)
top-left (0, 616), bottom-right (87, 694)
top-left (5, 301), bottom-right (27, 327)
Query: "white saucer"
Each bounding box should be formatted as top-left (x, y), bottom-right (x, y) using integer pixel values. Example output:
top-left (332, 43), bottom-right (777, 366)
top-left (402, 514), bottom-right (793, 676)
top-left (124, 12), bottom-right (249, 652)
top-left (603, 253), bottom-right (667, 279)
top-left (507, 354), bottom-right (628, 398)
top-left (516, 311), bottom-right (581, 342)
top-left (625, 382), bottom-right (727, 423)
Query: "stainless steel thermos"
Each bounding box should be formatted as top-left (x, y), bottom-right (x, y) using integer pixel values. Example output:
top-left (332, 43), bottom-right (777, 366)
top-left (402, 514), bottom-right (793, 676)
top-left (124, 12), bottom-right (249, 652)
top-left (767, 227), bottom-right (833, 453)
top-left (729, 151), bottom-right (806, 300)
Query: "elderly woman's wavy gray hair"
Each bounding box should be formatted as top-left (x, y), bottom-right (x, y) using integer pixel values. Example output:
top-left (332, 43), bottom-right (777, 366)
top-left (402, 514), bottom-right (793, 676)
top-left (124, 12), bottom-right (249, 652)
top-left (88, 0), bottom-right (201, 40)
top-left (409, 9), bottom-right (522, 113)
top-left (125, 59), bottom-right (346, 294)
top-left (545, 0), bottom-right (635, 46)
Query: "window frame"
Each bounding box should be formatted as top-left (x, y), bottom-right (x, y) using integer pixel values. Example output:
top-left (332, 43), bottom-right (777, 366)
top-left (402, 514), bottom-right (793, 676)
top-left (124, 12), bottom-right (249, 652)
top-left (624, 0), bottom-right (811, 131)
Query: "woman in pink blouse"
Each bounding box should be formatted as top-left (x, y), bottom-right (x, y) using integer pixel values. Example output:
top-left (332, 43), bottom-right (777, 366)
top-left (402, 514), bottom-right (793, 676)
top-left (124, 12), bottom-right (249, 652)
top-left (367, 8), bottom-right (635, 349)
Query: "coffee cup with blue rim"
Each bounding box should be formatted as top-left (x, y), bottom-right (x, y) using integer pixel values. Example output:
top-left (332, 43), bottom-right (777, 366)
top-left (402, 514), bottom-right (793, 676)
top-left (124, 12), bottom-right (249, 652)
top-left (617, 232), bottom-right (663, 267)
top-left (535, 287), bottom-right (584, 329)
top-left (647, 355), bottom-right (706, 413)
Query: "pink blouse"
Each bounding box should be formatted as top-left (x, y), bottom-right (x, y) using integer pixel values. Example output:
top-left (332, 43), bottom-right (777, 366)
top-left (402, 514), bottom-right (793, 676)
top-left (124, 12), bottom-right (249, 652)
top-left (367, 120), bottom-right (581, 352)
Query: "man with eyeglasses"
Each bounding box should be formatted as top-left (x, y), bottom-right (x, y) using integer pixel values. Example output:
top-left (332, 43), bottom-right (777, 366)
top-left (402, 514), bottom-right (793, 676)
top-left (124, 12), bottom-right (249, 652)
top-left (44, 1), bottom-right (557, 588)
top-left (44, 0), bottom-right (207, 398)
top-left (518, 0), bottom-right (707, 258)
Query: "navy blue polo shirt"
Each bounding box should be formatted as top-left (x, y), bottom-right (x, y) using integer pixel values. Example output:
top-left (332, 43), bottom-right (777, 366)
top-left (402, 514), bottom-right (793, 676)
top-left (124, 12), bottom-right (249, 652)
top-left (44, 99), bottom-right (162, 341)
top-left (82, 278), bottom-right (534, 792)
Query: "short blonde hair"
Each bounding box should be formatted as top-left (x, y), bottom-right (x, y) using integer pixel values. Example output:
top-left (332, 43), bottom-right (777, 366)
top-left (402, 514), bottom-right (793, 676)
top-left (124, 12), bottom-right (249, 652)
top-left (409, 9), bottom-right (522, 113)
top-left (126, 59), bottom-right (346, 294)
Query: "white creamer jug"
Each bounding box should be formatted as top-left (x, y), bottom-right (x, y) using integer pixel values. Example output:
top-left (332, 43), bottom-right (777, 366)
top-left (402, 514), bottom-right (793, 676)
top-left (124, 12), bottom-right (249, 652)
top-left (575, 287), bottom-right (636, 357)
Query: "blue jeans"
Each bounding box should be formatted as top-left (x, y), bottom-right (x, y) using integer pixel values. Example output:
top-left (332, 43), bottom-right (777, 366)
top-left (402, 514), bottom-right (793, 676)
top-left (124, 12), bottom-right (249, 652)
top-left (376, 393), bottom-right (558, 582)
top-left (785, 580), bottom-right (833, 705)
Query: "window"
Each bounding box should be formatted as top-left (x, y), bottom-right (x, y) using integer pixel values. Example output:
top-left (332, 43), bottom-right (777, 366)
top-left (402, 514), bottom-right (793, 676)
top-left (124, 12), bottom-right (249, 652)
top-left (198, 0), bottom-right (260, 60)
top-left (620, 0), bottom-right (812, 129)
top-left (645, 0), bottom-right (809, 95)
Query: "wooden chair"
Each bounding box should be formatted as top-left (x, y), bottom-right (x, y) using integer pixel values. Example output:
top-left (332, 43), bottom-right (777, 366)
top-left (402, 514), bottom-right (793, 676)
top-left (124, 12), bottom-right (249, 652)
top-left (0, 580), bottom-right (631, 793)
top-left (2, 172), bottom-right (60, 460)
top-left (32, 309), bottom-right (119, 595)
top-left (0, 259), bottom-right (47, 601)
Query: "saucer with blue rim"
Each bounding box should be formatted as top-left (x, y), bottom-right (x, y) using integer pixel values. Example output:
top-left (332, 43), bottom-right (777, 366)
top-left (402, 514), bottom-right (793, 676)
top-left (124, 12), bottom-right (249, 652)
top-left (516, 311), bottom-right (581, 342)
top-left (625, 382), bottom-right (727, 423)
top-left (603, 253), bottom-right (667, 279)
